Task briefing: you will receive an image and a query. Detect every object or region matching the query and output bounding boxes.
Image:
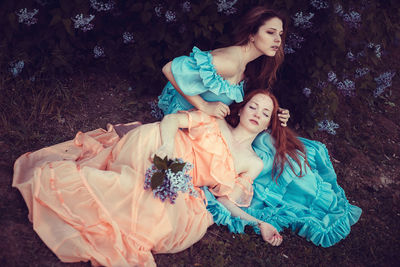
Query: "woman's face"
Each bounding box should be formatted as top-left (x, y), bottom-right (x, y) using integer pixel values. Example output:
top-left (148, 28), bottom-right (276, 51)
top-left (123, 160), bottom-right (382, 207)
top-left (239, 93), bottom-right (274, 133)
top-left (251, 17), bottom-right (283, 57)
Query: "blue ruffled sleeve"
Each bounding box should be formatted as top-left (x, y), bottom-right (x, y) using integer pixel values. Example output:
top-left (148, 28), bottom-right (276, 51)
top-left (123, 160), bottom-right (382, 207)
top-left (158, 46), bottom-right (244, 115)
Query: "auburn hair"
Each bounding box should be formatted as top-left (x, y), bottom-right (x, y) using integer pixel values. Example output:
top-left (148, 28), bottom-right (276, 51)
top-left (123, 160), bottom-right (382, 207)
top-left (233, 6), bottom-right (288, 90)
top-left (226, 89), bottom-right (308, 180)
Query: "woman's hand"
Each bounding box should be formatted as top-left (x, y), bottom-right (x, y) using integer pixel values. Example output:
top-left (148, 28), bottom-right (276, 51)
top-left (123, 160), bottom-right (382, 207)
top-left (278, 108), bottom-right (290, 127)
top-left (153, 144), bottom-right (174, 160)
top-left (259, 222), bottom-right (283, 246)
top-left (202, 101), bottom-right (230, 119)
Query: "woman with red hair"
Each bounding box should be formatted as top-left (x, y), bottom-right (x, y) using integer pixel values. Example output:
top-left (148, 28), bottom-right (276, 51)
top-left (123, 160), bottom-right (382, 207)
top-left (158, 6), bottom-right (361, 247)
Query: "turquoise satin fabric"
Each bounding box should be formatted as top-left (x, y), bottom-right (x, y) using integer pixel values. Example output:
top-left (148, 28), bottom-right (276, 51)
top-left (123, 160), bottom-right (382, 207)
top-left (158, 46), bottom-right (361, 247)
top-left (158, 46), bottom-right (244, 114)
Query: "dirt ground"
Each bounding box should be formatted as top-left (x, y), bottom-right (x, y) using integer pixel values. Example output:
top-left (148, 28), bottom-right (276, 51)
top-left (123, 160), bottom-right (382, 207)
top-left (0, 63), bottom-right (399, 266)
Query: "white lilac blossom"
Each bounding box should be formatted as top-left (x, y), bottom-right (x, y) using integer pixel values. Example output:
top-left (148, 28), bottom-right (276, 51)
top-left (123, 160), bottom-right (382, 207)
top-left (303, 87), bottom-right (312, 97)
top-left (16, 8), bottom-right (39, 26)
top-left (123, 32), bottom-right (134, 44)
top-left (292, 12), bottom-right (314, 29)
top-left (367, 42), bottom-right (374, 48)
top-left (154, 4), bottom-right (163, 17)
top-left (71, 14), bottom-right (95, 32)
top-left (318, 120), bottom-right (339, 135)
top-left (144, 159), bottom-right (197, 204)
top-left (374, 71), bottom-right (396, 97)
top-left (165, 10), bottom-right (177, 23)
top-left (9, 60), bottom-right (24, 77)
top-left (148, 100), bottom-right (164, 120)
top-left (310, 0), bottom-right (329, 9)
top-left (93, 45), bottom-right (105, 58)
top-left (355, 67), bottom-right (370, 79)
top-left (336, 79), bottom-right (355, 97)
top-left (334, 4), bottom-right (344, 16)
top-left (342, 11), bottom-right (361, 29)
top-left (327, 71), bottom-right (338, 84)
top-left (367, 43), bottom-right (382, 58)
top-left (182, 1), bottom-right (191, 13)
top-left (216, 0), bottom-right (238, 15)
top-left (284, 32), bottom-right (305, 54)
top-left (90, 0), bottom-right (115, 12)
top-left (317, 80), bottom-right (327, 89)
top-left (346, 51), bottom-right (356, 61)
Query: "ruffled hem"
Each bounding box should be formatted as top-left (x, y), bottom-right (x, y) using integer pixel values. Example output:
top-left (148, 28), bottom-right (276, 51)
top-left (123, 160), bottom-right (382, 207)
top-left (247, 135), bottom-right (362, 247)
top-left (158, 83), bottom-right (193, 115)
top-left (202, 187), bottom-right (258, 234)
top-left (191, 46), bottom-right (244, 103)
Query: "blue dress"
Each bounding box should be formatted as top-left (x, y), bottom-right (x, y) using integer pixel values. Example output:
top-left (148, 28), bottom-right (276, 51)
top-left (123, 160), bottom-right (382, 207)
top-left (158, 46), bottom-right (362, 247)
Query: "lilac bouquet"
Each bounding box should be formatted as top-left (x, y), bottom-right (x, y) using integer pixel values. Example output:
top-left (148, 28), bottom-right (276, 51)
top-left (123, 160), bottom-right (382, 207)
top-left (144, 155), bottom-right (197, 204)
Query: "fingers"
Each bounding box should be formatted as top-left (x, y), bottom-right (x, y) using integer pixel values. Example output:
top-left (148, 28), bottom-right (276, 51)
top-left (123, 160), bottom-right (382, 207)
top-left (278, 108), bottom-right (290, 127)
top-left (268, 234), bottom-right (283, 246)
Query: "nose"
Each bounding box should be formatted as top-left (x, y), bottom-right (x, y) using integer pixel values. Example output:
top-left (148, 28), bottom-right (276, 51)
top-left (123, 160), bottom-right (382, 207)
top-left (274, 35), bottom-right (281, 43)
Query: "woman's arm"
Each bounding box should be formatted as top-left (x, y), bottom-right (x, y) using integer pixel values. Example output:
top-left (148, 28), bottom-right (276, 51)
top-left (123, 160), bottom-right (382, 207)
top-left (156, 112), bottom-right (190, 159)
top-left (162, 61), bottom-right (230, 119)
top-left (216, 160), bottom-right (283, 246)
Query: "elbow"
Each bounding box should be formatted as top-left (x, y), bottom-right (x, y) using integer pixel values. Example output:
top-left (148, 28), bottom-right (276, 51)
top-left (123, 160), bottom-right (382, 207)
top-left (162, 61), bottom-right (172, 76)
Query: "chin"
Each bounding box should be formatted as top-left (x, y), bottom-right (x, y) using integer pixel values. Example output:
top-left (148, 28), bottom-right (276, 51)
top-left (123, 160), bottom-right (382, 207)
top-left (264, 50), bottom-right (277, 57)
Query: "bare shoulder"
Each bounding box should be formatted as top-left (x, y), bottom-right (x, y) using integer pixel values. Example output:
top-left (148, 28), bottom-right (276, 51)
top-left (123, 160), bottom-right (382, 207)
top-left (210, 46), bottom-right (242, 77)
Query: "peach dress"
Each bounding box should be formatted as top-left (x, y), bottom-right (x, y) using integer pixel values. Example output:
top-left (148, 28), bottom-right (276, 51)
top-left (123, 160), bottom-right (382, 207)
top-left (12, 111), bottom-right (253, 266)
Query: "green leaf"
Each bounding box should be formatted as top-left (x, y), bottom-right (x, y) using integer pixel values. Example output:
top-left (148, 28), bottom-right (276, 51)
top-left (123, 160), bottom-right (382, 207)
top-left (62, 19), bottom-right (74, 36)
top-left (170, 162), bottom-right (186, 173)
top-left (154, 155), bottom-right (167, 170)
top-left (150, 171), bottom-right (165, 189)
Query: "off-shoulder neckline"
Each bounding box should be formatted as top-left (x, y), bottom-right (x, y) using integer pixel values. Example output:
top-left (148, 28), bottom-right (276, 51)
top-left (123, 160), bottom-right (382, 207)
top-left (192, 46), bottom-right (245, 88)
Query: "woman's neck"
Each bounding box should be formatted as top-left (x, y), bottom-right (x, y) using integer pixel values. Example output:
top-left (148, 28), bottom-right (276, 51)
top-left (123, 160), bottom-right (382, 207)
top-left (230, 124), bottom-right (258, 148)
top-left (240, 43), bottom-right (264, 67)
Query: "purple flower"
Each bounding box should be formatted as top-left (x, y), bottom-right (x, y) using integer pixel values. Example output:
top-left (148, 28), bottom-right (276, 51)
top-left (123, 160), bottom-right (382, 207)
top-left (16, 8), bottom-right (39, 26)
top-left (148, 99), bottom-right (164, 120)
top-left (303, 87), bottom-right (312, 97)
top-left (216, 0), bottom-right (238, 15)
top-left (327, 71), bottom-right (338, 84)
top-left (90, 0), bottom-right (115, 12)
top-left (310, 0), bottom-right (329, 10)
top-left (9, 60), bottom-right (25, 77)
top-left (374, 71), bottom-right (396, 97)
top-left (292, 12), bottom-right (314, 29)
top-left (144, 159), bottom-right (197, 204)
top-left (154, 4), bottom-right (163, 17)
top-left (72, 14), bottom-right (95, 32)
top-left (346, 51), bottom-right (356, 61)
top-left (336, 79), bottom-right (355, 97)
top-left (318, 120), bottom-right (339, 135)
top-left (123, 32), bottom-right (134, 44)
top-left (355, 67), bottom-right (369, 79)
top-left (182, 1), bottom-right (191, 13)
top-left (93, 45), bottom-right (105, 58)
top-left (284, 33), bottom-right (305, 54)
top-left (165, 10), bottom-right (177, 23)
top-left (343, 11), bottom-right (361, 29)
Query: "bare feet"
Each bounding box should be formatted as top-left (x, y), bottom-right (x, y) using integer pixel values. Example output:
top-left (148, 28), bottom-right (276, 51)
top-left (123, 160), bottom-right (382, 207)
top-left (258, 221), bottom-right (283, 246)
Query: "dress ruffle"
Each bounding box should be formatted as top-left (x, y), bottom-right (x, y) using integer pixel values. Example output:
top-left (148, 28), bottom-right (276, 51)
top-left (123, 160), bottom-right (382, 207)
top-left (240, 132), bottom-right (362, 248)
top-left (202, 187), bottom-right (258, 234)
top-left (190, 46), bottom-right (244, 103)
top-left (158, 46), bottom-right (244, 115)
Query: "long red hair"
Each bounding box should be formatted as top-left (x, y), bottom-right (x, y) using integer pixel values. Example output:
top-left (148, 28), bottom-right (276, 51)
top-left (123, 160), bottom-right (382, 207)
top-left (233, 6), bottom-right (288, 90)
top-left (226, 89), bottom-right (308, 180)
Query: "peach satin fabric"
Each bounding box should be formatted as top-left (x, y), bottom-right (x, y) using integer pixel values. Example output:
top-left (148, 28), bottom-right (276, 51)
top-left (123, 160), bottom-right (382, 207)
top-left (13, 111), bottom-right (253, 266)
